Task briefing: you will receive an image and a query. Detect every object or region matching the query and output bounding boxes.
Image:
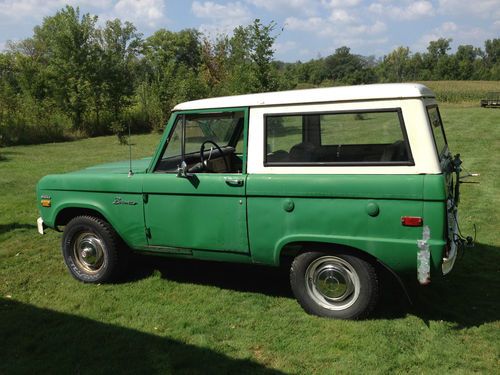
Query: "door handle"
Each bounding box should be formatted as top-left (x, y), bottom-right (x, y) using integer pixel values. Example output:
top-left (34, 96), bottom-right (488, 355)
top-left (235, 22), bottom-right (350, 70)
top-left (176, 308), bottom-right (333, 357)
top-left (225, 177), bottom-right (244, 187)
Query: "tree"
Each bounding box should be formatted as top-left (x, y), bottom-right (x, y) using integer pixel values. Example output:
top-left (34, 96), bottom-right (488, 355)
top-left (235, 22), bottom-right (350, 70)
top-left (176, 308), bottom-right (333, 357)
top-left (324, 46), bottom-right (376, 84)
top-left (99, 19), bottom-right (142, 123)
top-left (378, 46), bottom-right (412, 82)
top-left (454, 45), bottom-right (481, 80)
top-left (249, 19), bottom-right (279, 92)
top-left (32, 6), bottom-right (99, 131)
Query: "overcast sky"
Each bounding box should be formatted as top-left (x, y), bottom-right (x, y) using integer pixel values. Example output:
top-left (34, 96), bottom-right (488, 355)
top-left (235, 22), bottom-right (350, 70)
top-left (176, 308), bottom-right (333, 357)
top-left (0, 0), bottom-right (498, 61)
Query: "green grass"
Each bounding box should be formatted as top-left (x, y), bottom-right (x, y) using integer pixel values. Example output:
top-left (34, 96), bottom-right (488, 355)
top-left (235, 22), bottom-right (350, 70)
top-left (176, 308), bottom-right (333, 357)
top-left (1, 105), bottom-right (499, 374)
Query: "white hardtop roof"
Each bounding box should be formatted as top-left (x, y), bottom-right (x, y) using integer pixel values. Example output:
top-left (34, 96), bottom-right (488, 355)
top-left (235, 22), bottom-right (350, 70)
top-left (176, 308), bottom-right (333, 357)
top-left (173, 83), bottom-right (435, 111)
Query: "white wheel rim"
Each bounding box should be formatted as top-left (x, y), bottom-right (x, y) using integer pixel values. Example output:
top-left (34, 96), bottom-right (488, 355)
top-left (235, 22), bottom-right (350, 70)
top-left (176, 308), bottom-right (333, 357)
top-left (305, 256), bottom-right (361, 311)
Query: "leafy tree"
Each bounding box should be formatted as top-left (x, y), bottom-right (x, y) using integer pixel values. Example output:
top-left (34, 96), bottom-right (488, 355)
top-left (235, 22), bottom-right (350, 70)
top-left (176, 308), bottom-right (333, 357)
top-left (99, 19), bottom-right (142, 125)
top-left (378, 46), bottom-right (412, 82)
top-left (32, 6), bottom-right (99, 131)
top-left (249, 19), bottom-right (279, 92)
top-left (324, 46), bottom-right (376, 84)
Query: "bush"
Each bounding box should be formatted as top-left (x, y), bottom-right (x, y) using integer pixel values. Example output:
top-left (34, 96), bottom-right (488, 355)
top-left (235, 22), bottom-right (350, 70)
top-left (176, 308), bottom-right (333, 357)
top-left (0, 97), bottom-right (72, 146)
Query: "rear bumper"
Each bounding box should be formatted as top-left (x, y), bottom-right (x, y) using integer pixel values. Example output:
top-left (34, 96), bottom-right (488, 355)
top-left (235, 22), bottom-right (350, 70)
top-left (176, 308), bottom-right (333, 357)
top-left (37, 217), bottom-right (46, 235)
top-left (442, 241), bottom-right (458, 275)
top-left (442, 199), bottom-right (459, 275)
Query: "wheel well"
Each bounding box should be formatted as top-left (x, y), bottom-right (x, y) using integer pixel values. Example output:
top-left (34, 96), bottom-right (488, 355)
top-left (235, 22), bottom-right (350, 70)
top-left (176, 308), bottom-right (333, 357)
top-left (279, 241), bottom-right (377, 266)
top-left (55, 207), bottom-right (107, 227)
top-left (279, 241), bottom-right (411, 304)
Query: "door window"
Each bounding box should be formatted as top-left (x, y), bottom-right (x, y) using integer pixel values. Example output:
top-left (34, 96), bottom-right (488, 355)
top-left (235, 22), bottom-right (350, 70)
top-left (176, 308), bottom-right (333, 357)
top-left (156, 111), bottom-right (245, 173)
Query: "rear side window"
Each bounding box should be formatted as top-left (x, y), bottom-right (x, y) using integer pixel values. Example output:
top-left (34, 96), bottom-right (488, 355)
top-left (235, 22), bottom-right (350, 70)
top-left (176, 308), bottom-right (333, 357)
top-left (426, 105), bottom-right (448, 159)
top-left (265, 110), bottom-right (412, 165)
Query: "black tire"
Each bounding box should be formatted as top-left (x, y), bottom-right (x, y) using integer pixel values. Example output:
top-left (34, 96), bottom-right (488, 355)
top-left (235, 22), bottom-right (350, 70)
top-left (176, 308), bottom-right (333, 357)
top-left (290, 251), bottom-right (379, 319)
top-left (62, 215), bottom-right (127, 283)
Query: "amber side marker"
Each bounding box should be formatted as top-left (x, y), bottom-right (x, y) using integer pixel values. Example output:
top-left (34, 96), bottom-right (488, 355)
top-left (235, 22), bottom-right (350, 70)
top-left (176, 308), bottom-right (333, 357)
top-left (41, 199), bottom-right (51, 207)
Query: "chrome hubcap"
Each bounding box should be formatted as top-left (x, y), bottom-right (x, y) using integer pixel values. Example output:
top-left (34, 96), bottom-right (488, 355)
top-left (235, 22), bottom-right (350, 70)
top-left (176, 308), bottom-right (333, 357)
top-left (305, 256), bottom-right (360, 311)
top-left (73, 233), bottom-right (105, 273)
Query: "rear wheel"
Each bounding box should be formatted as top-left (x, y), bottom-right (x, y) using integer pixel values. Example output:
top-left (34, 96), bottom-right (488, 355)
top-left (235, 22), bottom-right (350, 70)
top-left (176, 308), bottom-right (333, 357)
top-left (290, 251), bottom-right (379, 319)
top-left (62, 215), bottom-right (126, 283)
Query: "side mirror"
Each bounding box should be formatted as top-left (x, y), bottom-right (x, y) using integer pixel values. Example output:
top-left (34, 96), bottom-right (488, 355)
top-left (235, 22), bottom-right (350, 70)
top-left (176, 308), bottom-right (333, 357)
top-left (176, 161), bottom-right (189, 178)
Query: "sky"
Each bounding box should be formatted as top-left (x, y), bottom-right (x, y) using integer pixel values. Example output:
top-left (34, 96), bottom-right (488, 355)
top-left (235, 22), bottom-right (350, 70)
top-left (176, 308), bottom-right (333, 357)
top-left (0, 0), bottom-right (498, 61)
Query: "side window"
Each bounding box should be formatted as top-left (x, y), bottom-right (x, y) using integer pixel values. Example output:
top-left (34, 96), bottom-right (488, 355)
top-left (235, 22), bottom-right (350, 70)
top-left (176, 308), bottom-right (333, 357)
top-left (426, 105), bottom-right (448, 159)
top-left (156, 111), bottom-right (245, 173)
top-left (265, 110), bottom-right (412, 165)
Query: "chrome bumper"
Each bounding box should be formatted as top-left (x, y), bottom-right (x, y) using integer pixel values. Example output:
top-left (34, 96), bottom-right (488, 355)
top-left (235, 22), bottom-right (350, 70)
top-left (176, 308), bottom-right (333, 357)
top-left (37, 217), bottom-right (45, 235)
top-left (442, 200), bottom-right (459, 275)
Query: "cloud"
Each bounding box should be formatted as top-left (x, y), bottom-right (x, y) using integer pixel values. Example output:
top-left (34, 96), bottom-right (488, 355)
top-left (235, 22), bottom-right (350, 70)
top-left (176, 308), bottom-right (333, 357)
top-left (192, 1), bottom-right (251, 35)
top-left (274, 40), bottom-right (297, 58)
top-left (285, 15), bottom-right (387, 52)
top-left (329, 9), bottom-right (356, 23)
top-left (103, 0), bottom-right (166, 28)
top-left (438, 0), bottom-right (500, 18)
top-left (413, 21), bottom-right (490, 52)
top-left (0, 0), bottom-right (112, 20)
top-left (246, 0), bottom-right (310, 12)
top-left (369, 1), bottom-right (434, 20)
top-left (321, 0), bottom-right (361, 8)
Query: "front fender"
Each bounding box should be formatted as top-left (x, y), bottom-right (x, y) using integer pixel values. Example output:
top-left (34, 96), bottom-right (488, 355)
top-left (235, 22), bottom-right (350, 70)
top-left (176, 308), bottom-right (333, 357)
top-left (38, 190), bottom-right (146, 249)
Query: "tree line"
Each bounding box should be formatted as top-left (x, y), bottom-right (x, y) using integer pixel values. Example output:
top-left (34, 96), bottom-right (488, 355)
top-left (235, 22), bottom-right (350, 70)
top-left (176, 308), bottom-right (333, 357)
top-left (0, 6), bottom-right (498, 146)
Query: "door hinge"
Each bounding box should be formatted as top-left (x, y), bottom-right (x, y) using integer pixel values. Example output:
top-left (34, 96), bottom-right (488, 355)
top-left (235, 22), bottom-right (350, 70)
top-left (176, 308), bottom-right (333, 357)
top-left (145, 227), bottom-right (151, 239)
top-left (143, 193), bottom-right (149, 203)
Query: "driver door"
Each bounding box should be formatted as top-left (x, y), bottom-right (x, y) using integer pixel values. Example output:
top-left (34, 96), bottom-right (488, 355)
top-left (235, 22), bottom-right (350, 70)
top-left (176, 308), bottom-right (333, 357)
top-left (142, 108), bottom-right (249, 254)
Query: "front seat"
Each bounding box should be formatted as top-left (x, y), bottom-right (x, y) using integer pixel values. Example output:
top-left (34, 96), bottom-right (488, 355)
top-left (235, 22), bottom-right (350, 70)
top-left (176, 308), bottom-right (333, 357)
top-left (289, 142), bottom-right (316, 162)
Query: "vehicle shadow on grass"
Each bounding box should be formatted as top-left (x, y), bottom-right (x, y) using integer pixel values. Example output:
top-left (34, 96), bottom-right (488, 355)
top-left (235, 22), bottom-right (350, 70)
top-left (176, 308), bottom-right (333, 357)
top-left (127, 242), bottom-right (500, 329)
top-left (0, 223), bottom-right (37, 235)
top-left (129, 255), bottom-right (293, 299)
top-left (356, 241), bottom-right (500, 328)
top-left (0, 151), bottom-right (19, 162)
top-left (0, 298), bottom-right (284, 374)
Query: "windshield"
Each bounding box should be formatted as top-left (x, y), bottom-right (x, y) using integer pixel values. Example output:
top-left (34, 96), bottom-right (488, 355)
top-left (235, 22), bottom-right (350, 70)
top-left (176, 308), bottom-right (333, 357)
top-left (427, 105), bottom-right (448, 159)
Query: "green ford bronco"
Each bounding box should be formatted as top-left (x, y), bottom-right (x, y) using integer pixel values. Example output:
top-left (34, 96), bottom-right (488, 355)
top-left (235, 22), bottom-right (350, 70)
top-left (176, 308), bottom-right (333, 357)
top-left (37, 83), bottom-right (467, 319)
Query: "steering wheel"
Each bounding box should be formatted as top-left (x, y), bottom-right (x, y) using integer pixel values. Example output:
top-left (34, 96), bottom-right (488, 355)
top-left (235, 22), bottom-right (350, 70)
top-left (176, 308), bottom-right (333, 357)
top-left (200, 140), bottom-right (229, 172)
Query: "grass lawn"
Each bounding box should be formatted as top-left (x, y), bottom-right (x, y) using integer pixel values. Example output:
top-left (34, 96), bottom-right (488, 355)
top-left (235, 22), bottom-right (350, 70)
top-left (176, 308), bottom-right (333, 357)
top-left (1, 104), bottom-right (499, 374)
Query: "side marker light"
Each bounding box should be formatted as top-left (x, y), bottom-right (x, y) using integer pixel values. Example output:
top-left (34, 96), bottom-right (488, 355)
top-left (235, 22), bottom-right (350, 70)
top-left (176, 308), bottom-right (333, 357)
top-left (401, 216), bottom-right (423, 227)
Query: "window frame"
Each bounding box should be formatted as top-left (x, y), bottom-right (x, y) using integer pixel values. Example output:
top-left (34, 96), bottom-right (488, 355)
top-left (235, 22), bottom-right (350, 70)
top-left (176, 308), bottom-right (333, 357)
top-left (263, 108), bottom-right (414, 167)
top-left (425, 104), bottom-right (449, 161)
top-left (150, 107), bottom-right (249, 174)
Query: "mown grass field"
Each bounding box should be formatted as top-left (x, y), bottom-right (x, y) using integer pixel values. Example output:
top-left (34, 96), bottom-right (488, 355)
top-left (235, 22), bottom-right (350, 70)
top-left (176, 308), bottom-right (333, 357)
top-left (1, 100), bottom-right (499, 373)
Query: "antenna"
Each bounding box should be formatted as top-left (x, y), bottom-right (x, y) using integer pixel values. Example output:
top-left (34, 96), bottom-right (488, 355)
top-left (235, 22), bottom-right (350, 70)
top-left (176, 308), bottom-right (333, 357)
top-left (128, 122), bottom-right (133, 178)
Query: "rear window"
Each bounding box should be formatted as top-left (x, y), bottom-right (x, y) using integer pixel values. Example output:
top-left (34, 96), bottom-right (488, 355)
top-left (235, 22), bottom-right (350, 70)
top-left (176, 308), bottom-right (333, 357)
top-left (265, 109), bottom-right (412, 165)
top-left (426, 105), bottom-right (448, 158)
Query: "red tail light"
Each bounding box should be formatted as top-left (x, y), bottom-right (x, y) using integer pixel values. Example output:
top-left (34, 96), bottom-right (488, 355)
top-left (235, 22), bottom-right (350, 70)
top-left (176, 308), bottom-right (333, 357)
top-left (401, 216), bottom-right (423, 227)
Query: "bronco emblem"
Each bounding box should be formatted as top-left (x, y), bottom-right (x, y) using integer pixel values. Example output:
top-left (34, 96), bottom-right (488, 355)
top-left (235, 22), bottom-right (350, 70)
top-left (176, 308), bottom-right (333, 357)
top-left (112, 197), bottom-right (137, 206)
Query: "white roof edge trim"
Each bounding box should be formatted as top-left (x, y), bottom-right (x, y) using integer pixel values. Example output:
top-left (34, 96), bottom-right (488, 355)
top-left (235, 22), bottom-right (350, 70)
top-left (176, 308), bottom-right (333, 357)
top-left (173, 83), bottom-right (435, 111)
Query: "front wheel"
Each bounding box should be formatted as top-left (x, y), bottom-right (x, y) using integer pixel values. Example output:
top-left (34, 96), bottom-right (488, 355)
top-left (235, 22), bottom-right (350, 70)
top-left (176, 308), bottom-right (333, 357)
top-left (62, 215), bottom-right (126, 283)
top-left (290, 251), bottom-right (379, 319)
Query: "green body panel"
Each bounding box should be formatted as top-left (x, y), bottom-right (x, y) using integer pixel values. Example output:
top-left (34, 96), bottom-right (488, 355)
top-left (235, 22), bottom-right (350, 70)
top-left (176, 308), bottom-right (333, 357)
top-left (246, 174), bottom-right (447, 275)
top-left (38, 171), bottom-right (448, 273)
top-left (37, 161), bottom-right (148, 249)
top-left (142, 173), bottom-right (248, 253)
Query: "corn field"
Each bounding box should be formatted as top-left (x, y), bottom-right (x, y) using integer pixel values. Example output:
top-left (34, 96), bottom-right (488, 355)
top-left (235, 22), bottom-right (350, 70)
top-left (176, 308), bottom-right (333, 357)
top-left (420, 81), bottom-right (500, 104)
